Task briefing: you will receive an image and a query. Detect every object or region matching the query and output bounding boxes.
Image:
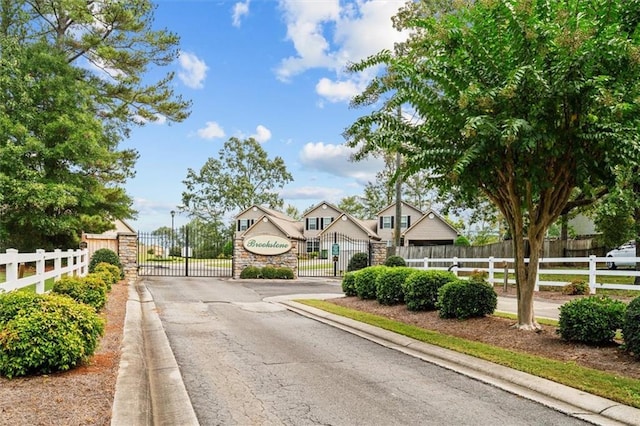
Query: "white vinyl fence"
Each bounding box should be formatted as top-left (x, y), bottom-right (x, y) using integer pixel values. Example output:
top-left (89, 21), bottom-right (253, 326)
top-left (0, 249), bottom-right (89, 294)
top-left (405, 255), bottom-right (640, 294)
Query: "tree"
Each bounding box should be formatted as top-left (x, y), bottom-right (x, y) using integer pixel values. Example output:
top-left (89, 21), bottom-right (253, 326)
top-left (1, 0), bottom-right (190, 134)
top-left (284, 204), bottom-right (302, 221)
top-left (345, 0), bottom-right (640, 329)
top-left (0, 38), bottom-right (136, 251)
top-left (337, 196), bottom-right (367, 219)
top-left (181, 137), bottom-right (293, 220)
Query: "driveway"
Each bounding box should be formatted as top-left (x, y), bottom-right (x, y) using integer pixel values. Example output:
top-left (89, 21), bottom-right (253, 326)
top-left (143, 276), bottom-right (590, 425)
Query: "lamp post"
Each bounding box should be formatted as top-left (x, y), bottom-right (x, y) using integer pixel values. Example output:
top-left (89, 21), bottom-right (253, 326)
top-left (170, 210), bottom-right (175, 257)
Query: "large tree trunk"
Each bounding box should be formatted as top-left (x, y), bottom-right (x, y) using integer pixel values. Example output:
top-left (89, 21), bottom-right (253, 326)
top-left (510, 222), bottom-right (541, 330)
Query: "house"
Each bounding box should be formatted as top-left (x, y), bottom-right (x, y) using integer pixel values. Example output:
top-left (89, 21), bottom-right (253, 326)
top-left (401, 209), bottom-right (459, 246)
top-left (376, 202), bottom-right (424, 244)
top-left (235, 205), bottom-right (297, 238)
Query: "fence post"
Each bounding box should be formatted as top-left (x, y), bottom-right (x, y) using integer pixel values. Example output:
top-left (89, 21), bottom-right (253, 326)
top-left (81, 249), bottom-right (89, 276)
top-left (452, 256), bottom-right (459, 277)
top-left (67, 249), bottom-right (75, 275)
top-left (54, 249), bottom-right (62, 281)
top-left (488, 256), bottom-right (495, 284)
top-left (35, 249), bottom-right (45, 294)
top-left (5, 249), bottom-right (18, 284)
top-left (423, 257), bottom-right (429, 270)
top-left (534, 258), bottom-right (540, 292)
top-left (589, 255), bottom-right (597, 294)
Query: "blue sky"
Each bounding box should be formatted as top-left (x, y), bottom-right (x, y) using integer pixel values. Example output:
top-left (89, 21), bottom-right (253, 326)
top-left (123, 0), bottom-right (408, 232)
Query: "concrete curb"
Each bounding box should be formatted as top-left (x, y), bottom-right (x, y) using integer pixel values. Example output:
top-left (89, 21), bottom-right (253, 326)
top-left (111, 280), bottom-right (199, 426)
top-left (279, 300), bottom-right (640, 426)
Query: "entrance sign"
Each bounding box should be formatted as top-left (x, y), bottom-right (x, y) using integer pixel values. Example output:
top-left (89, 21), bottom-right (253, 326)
top-left (244, 235), bottom-right (291, 255)
top-left (332, 243), bottom-right (340, 256)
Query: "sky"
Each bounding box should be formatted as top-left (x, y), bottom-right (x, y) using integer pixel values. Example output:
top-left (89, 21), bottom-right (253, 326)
top-left (123, 0), bottom-right (409, 232)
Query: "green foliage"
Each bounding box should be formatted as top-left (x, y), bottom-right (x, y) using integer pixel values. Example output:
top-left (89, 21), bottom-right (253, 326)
top-left (347, 252), bottom-right (369, 272)
top-left (402, 270), bottom-right (457, 311)
top-left (558, 297), bottom-right (627, 345)
top-left (274, 267), bottom-right (294, 279)
top-left (93, 262), bottom-right (122, 287)
top-left (261, 267), bottom-right (278, 279)
top-left (384, 255), bottom-right (406, 267)
top-left (0, 291), bottom-right (104, 378)
top-left (240, 266), bottom-right (261, 279)
top-left (182, 137), bottom-right (293, 221)
top-left (376, 267), bottom-right (414, 306)
top-left (454, 235), bottom-right (471, 247)
top-left (562, 279), bottom-right (590, 296)
top-left (89, 249), bottom-right (123, 278)
top-left (341, 272), bottom-right (358, 297)
top-left (354, 266), bottom-right (388, 300)
top-left (52, 275), bottom-right (108, 312)
top-left (222, 241), bottom-right (234, 258)
top-left (623, 297), bottom-right (640, 358)
top-left (438, 280), bottom-right (497, 319)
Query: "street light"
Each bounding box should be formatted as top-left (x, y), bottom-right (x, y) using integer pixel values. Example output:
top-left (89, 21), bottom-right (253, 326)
top-left (170, 210), bottom-right (175, 257)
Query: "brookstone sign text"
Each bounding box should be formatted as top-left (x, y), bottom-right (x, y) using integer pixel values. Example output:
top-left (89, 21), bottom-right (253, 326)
top-left (243, 235), bottom-right (291, 255)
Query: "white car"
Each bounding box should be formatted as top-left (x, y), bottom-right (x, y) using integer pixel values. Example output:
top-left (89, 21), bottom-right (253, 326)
top-left (606, 242), bottom-right (637, 269)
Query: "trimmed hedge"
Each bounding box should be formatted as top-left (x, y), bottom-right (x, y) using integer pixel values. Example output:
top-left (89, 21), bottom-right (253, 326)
top-left (437, 280), bottom-right (497, 319)
top-left (240, 266), bottom-right (261, 278)
top-left (52, 275), bottom-right (108, 312)
top-left (341, 272), bottom-right (358, 297)
top-left (88, 248), bottom-right (123, 279)
top-left (0, 291), bottom-right (104, 378)
top-left (384, 255), bottom-right (406, 267)
top-left (93, 262), bottom-right (122, 287)
top-left (558, 296), bottom-right (626, 345)
top-left (354, 266), bottom-right (388, 300)
top-left (239, 266), bottom-right (294, 279)
top-left (623, 296), bottom-right (640, 358)
top-left (347, 252), bottom-right (369, 272)
top-left (376, 267), bottom-right (414, 305)
top-left (402, 270), bottom-right (457, 311)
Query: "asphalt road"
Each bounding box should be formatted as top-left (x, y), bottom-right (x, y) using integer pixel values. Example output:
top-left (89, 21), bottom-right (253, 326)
top-left (144, 276), bottom-right (590, 426)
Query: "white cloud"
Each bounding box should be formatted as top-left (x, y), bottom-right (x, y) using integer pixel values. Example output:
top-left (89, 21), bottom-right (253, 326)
top-left (197, 121), bottom-right (225, 139)
top-left (232, 1), bottom-right (250, 27)
top-left (178, 51), bottom-right (208, 89)
top-left (299, 142), bottom-right (384, 185)
top-left (276, 0), bottom-right (408, 103)
top-left (280, 186), bottom-right (345, 200)
top-left (250, 125), bottom-right (272, 143)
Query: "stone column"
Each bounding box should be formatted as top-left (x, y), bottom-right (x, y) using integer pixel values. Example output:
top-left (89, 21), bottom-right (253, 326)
top-left (370, 242), bottom-right (387, 266)
top-left (117, 232), bottom-right (138, 283)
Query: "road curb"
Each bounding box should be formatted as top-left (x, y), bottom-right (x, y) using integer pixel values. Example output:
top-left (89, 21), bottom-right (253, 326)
top-left (279, 300), bottom-right (640, 426)
top-left (111, 279), bottom-right (199, 426)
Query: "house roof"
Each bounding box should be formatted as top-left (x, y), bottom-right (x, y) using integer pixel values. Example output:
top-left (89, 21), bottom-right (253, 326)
top-left (376, 201), bottom-right (425, 217)
top-left (320, 213), bottom-right (381, 241)
top-left (243, 215), bottom-right (305, 240)
top-left (302, 200), bottom-right (343, 216)
top-left (402, 208), bottom-right (460, 237)
top-left (236, 204), bottom-right (297, 221)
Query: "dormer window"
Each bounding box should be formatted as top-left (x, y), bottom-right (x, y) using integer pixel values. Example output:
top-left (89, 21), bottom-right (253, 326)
top-left (237, 219), bottom-right (254, 231)
top-left (381, 216), bottom-right (393, 229)
top-left (321, 216), bottom-right (333, 229)
top-left (306, 217), bottom-right (319, 230)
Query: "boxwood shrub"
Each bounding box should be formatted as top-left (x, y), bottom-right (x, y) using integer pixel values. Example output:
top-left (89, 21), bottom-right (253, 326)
top-left (240, 266), bottom-right (261, 278)
top-left (52, 275), bottom-right (108, 312)
top-left (354, 266), bottom-right (388, 300)
top-left (376, 267), bottom-right (414, 305)
top-left (93, 262), bottom-right (122, 287)
top-left (402, 270), bottom-right (457, 311)
top-left (88, 248), bottom-right (123, 278)
top-left (0, 291), bottom-right (105, 378)
top-left (623, 296), bottom-right (640, 358)
top-left (384, 255), bottom-right (406, 267)
top-left (347, 252), bottom-right (369, 272)
top-left (558, 296), bottom-right (626, 345)
top-left (341, 272), bottom-right (358, 297)
top-left (437, 280), bottom-right (497, 319)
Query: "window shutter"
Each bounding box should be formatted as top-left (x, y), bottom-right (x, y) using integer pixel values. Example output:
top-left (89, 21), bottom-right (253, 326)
top-left (391, 216), bottom-right (395, 229)
top-left (250, 219), bottom-right (255, 226)
top-left (237, 220), bottom-right (241, 231)
top-left (407, 216), bottom-right (411, 228)
top-left (315, 218), bottom-right (320, 229)
top-left (379, 217), bottom-right (383, 229)
top-left (305, 218), bottom-right (309, 230)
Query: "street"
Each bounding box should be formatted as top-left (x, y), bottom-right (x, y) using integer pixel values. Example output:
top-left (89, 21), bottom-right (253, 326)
top-left (144, 276), bottom-right (589, 425)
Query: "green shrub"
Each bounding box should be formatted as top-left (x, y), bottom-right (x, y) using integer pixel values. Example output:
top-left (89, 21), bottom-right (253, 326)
top-left (52, 275), bottom-right (108, 312)
top-left (402, 270), bottom-right (457, 311)
top-left (557, 296), bottom-right (626, 345)
top-left (623, 296), bottom-right (640, 358)
top-left (384, 255), bottom-right (406, 267)
top-left (240, 266), bottom-right (261, 279)
top-left (92, 271), bottom-right (115, 292)
top-left (274, 267), bottom-right (294, 279)
top-left (562, 279), bottom-right (590, 296)
top-left (354, 266), bottom-right (388, 300)
top-left (261, 266), bottom-right (278, 279)
top-left (438, 280), bottom-right (497, 319)
top-left (454, 235), bottom-right (471, 246)
top-left (376, 267), bottom-right (414, 305)
top-left (88, 248), bottom-right (123, 279)
top-left (0, 291), bottom-right (104, 378)
top-left (341, 272), bottom-right (358, 297)
top-left (347, 252), bottom-right (369, 272)
top-left (93, 262), bottom-right (122, 286)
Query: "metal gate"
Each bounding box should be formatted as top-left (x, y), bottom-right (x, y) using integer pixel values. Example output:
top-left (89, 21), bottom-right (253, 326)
top-left (298, 232), bottom-right (371, 277)
top-left (138, 225), bottom-right (232, 277)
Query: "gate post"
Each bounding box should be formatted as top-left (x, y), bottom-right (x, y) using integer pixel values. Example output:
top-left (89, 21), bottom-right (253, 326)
top-left (118, 231), bottom-right (138, 282)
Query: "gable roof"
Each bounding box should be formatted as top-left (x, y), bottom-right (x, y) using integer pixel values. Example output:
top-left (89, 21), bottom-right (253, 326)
top-left (242, 215), bottom-right (305, 240)
top-left (376, 201), bottom-right (425, 217)
top-left (236, 204), bottom-right (296, 221)
top-left (402, 208), bottom-right (460, 237)
top-left (302, 200), bottom-right (343, 217)
top-left (320, 213), bottom-right (381, 240)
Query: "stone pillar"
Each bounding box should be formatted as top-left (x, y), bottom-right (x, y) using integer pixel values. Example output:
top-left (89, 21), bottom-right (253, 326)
top-left (233, 239), bottom-right (299, 279)
top-left (117, 232), bottom-right (138, 283)
top-left (370, 242), bottom-right (387, 266)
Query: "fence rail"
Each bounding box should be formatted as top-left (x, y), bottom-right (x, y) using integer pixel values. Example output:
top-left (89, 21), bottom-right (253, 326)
top-left (0, 249), bottom-right (88, 294)
top-left (405, 255), bottom-right (640, 294)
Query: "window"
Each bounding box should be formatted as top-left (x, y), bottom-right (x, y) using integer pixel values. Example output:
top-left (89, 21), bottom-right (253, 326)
top-left (306, 239), bottom-right (320, 253)
top-left (237, 219), bottom-right (253, 231)
top-left (401, 215), bottom-right (411, 229)
top-left (306, 217), bottom-right (319, 230)
top-left (321, 216), bottom-right (333, 229)
top-left (381, 216), bottom-right (393, 229)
